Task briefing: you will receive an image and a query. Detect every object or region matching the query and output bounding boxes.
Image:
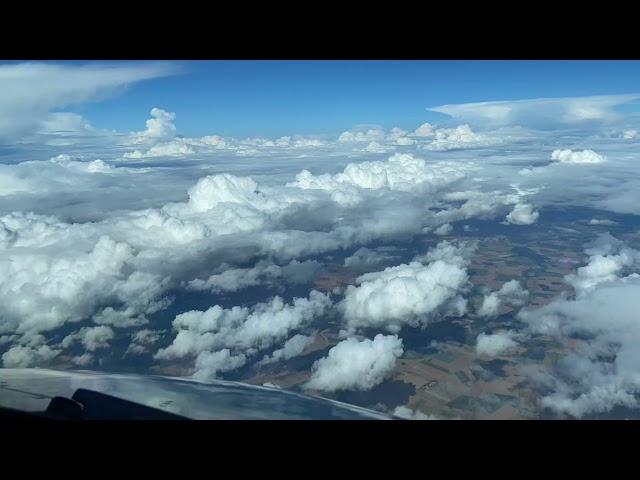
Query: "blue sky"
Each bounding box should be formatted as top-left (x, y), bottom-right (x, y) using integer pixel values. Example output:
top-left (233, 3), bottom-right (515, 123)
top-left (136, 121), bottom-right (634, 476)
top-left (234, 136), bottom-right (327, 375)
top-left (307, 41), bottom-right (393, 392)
top-left (49, 60), bottom-right (640, 138)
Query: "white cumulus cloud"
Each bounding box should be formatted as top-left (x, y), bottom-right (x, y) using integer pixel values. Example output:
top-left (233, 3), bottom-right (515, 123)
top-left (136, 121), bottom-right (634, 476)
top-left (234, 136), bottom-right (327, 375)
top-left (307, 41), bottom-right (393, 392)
top-left (305, 334), bottom-right (403, 392)
top-left (393, 405), bottom-right (438, 420)
top-left (475, 331), bottom-right (519, 356)
top-left (477, 279), bottom-right (529, 317)
top-left (155, 291), bottom-right (331, 380)
top-left (422, 124), bottom-right (501, 151)
top-left (258, 334), bottom-right (314, 365)
top-left (505, 203), bottom-right (539, 225)
top-left (551, 149), bottom-right (606, 164)
top-left (413, 122), bottom-right (435, 137)
top-left (341, 241), bottom-right (473, 332)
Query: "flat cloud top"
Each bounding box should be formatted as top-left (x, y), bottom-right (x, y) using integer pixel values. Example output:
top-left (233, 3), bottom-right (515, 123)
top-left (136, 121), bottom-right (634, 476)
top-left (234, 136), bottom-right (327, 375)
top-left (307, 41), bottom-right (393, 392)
top-left (429, 94), bottom-right (640, 130)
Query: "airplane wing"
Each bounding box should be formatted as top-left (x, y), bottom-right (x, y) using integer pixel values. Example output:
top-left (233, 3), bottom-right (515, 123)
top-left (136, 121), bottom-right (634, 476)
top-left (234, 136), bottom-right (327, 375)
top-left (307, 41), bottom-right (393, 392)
top-left (0, 368), bottom-right (394, 420)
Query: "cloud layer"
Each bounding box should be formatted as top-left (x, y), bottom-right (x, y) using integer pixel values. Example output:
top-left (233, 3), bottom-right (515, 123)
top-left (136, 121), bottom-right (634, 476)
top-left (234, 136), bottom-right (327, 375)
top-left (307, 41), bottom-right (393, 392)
top-left (3, 68), bottom-right (640, 420)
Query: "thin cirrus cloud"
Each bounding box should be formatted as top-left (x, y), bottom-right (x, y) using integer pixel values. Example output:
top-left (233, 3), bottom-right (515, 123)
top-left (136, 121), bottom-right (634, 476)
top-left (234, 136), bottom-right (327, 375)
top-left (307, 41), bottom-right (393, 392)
top-left (0, 62), bottom-right (178, 141)
top-left (429, 94), bottom-right (640, 130)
